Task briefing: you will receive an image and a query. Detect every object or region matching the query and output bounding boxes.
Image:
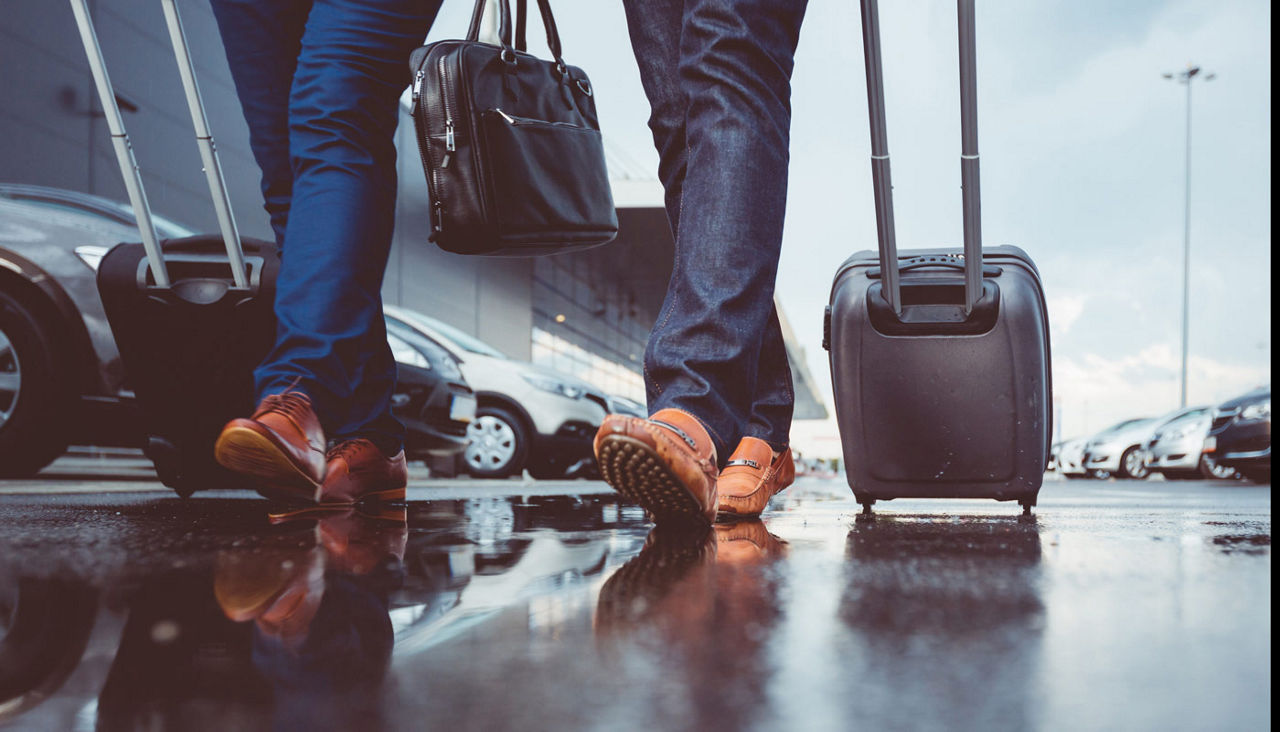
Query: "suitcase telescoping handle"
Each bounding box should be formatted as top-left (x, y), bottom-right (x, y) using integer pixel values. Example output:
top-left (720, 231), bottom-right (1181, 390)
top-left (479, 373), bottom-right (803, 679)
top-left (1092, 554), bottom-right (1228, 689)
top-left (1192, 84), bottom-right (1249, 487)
top-left (859, 0), bottom-right (983, 316)
top-left (69, 0), bottom-right (250, 291)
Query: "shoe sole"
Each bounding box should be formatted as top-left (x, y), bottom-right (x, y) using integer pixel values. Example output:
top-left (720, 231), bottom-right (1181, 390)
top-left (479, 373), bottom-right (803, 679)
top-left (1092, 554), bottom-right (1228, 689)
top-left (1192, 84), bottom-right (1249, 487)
top-left (214, 425), bottom-right (318, 503)
top-left (316, 486), bottom-right (406, 507)
top-left (596, 435), bottom-right (709, 527)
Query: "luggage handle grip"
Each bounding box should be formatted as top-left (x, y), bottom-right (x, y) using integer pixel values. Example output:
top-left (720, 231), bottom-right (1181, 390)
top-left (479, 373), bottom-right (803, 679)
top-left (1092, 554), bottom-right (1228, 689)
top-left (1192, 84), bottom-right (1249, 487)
top-left (860, 0), bottom-right (984, 315)
top-left (70, 0), bottom-right (248, 290)
top-left (867, 258), bottom-right (1002, 279)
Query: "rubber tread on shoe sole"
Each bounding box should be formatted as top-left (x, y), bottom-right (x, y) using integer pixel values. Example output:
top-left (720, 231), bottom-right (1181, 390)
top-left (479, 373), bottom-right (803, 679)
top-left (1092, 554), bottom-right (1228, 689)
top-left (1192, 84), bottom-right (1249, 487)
top-left (597, 435), bottom-right (708, 527)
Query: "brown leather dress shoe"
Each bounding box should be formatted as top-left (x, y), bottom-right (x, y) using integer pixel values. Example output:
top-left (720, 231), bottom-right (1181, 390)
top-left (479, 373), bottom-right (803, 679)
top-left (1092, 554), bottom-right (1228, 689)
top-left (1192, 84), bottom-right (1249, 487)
top-left (317, 438), bottom-right (408, 505)
top-left (215, 390), bottom-right (327, 502)
top-left (716, 437), bottom-right (795, 518)
top-left (593, 408), bottom-right (718, 526)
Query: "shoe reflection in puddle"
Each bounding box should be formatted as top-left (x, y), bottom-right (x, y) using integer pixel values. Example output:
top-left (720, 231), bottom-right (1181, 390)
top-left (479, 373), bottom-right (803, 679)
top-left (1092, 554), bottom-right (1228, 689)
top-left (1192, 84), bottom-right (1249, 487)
top-left (214, 507), bottom-right (407, 725)
top-left (594, 519), bottom-right (788, 724)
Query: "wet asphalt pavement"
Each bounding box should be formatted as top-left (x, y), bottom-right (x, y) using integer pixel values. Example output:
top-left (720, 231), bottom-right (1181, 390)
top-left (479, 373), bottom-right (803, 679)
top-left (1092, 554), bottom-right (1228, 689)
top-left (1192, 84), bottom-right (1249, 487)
top-left (0, 463), bottom-right (1270, 731)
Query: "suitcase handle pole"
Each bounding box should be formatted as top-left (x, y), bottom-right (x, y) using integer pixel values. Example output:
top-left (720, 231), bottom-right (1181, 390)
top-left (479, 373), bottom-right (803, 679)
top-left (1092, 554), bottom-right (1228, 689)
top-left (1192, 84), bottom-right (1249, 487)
top-left (159, 0), bottom-right (249, 290)
top-left (859, 0), bottom-right (902, 315)
top-left (957, 0), bottom-right (982, 313)
top-left (860, 0), bottom-right (986, 315)
top-left (69, 0), bottom-right (171, 289)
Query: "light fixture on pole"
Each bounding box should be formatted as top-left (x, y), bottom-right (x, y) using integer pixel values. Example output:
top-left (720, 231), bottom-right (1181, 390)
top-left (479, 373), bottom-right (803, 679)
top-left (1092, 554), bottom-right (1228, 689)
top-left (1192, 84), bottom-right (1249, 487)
top-left (1161, 63), bottom-right (1214, 408)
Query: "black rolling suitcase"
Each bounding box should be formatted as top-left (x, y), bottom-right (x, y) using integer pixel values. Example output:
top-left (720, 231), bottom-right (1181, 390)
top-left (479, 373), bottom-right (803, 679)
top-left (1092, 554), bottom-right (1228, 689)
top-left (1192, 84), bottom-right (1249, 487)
top-left (824, 0), bottom-right (1052, 515)
top-left (72, 0), bottom-right (278, 496)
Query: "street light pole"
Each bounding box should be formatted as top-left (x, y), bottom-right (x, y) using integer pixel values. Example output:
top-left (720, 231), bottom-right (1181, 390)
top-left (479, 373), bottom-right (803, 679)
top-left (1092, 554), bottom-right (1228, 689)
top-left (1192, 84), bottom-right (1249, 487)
top-left (1162, 64), bottom-right (1214, 408)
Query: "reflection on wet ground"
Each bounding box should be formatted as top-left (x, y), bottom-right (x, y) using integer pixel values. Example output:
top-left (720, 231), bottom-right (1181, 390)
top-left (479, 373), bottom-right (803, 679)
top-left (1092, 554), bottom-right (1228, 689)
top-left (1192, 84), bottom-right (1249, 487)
top-left (0, 479), bottom-right (1270, 730)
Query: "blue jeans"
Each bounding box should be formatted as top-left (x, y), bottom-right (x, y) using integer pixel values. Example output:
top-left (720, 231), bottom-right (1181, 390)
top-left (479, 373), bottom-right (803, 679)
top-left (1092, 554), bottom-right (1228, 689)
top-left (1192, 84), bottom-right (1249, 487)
top-left (209, 0), bottom-right (440, 454)
top-left (623, 0), bottom-right (807, 460)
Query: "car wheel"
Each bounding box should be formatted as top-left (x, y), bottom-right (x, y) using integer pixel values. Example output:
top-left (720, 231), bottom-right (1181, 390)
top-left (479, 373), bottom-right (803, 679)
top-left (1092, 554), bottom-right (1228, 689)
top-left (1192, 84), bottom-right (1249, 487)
top-left (1115, 447), bottom-right (1149, 480)
top-left (1240, 467), bottom-right (1270, 485)
top-left (463, 406), bottom-right (528, 478)
top-left (1197, 454), bottom-right (1240, 480)
top-left (0, 290), bottom-right (69, 478)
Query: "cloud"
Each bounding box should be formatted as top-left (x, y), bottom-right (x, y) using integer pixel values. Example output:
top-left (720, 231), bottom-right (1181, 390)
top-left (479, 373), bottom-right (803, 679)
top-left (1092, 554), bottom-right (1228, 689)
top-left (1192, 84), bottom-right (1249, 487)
top-left (1048, 293), bottom-right (1088, 337)
top-left (1053, 344), bottom-right (1268, 438)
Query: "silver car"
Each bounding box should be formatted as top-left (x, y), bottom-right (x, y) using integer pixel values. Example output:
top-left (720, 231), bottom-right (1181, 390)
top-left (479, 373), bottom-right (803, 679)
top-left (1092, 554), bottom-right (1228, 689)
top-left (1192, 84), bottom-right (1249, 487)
top-left (1143, 406), bottom-right (1239, 480)
top-left (1083, 417), bottom-right (1159, 479)
top-left (1054, 437), bottom-right (1091, 479)
top-left (385, 306), bottom-right (616, 479)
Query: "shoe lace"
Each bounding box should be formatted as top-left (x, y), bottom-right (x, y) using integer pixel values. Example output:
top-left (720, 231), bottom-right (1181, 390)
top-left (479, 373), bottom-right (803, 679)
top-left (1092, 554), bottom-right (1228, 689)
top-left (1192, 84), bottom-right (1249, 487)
top-left (258, 390), bottom-right (313, 421)
top-left (326, 438), bottom-right (372, 462)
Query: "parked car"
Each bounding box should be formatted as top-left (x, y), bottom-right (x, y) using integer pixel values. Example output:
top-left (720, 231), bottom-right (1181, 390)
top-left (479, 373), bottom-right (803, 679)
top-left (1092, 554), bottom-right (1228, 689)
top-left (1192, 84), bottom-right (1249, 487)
top-left (0, 184), bottom-right (194, 476)
top-left (1052, 437), bottom-right (1091, 479)
top-left (1143, 406), bottom-right (1239, 480)
top-left (385, 324), bottom-right (476, 460)
top-left (384, 306), bottom-right (611, 479)
top-left (1205, 386), bottom-right (1270, 484)
top-left (0, 183), bottom-right (473, 477)
top-left (1082, 417), bottom-right (1159, 479)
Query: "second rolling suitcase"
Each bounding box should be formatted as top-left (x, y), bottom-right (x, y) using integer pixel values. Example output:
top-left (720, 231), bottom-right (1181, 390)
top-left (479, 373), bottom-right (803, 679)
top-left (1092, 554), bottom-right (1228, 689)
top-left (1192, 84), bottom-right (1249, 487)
top-left (824, 0), bottom-right (1052, 514)
top-left (72, 0), bottom-right (278, 495)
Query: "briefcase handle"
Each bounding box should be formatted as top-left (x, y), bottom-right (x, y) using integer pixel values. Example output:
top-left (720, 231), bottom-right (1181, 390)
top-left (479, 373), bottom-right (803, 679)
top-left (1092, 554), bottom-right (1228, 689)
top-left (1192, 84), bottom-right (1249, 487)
top-left (466, 0), bottom-right (569, 73)
top-left (860, 0), bottom-right (984, 316)
top-left (69, 0), bottom-right (249, 291)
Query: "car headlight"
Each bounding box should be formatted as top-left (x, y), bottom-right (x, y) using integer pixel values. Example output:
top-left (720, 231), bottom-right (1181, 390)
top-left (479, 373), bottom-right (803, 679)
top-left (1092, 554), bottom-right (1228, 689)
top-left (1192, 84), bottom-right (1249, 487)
top-left (521, 373), bottom-right (583, 399)
top-left (74, 245), bottom-right (111, 272)
top-left (388, 334), bottom-right (430, 370)
top-left (1240, 400), bottom-right (1271, 421)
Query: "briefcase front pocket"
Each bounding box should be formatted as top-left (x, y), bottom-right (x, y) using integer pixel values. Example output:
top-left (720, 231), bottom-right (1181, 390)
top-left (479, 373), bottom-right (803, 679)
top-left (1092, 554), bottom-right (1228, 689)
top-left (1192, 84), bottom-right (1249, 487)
top-left (480, 109), bottom-right (617, 250)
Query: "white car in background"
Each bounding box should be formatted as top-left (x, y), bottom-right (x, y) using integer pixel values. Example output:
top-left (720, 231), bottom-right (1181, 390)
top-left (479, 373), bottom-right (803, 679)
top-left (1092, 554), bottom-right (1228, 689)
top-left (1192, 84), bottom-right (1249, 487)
top-left (385, 305), bottom-right (620, 480)
top-left (1082, 417), bottom-right (1159, 480)
top-left (1053, 437), bottom-right (1090, 479)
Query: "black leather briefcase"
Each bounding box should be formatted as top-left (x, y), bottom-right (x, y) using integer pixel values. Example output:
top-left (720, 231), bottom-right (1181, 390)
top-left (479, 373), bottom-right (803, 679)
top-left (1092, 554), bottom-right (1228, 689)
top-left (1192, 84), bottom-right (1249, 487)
top-left (409, 0), bottom-right (618, 256)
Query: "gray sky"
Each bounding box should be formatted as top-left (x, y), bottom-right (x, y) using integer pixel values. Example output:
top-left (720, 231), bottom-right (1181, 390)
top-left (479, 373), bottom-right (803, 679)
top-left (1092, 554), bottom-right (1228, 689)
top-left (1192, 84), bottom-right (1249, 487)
top-left (431, 0), bottom-right (1271, 452)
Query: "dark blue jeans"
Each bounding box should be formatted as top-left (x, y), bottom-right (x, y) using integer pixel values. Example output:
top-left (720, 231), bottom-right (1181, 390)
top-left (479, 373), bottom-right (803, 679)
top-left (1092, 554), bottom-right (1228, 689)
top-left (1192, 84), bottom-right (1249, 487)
top-left (623, 0), bottom-right (807, 460)
top-left (209, 0), bottom-right (440, 454)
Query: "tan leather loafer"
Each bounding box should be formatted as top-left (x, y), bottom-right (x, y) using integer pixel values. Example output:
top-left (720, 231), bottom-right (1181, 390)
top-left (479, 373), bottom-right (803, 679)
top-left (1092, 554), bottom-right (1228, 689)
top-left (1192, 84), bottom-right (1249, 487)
top-left (214, 390), bottom-right (327, 502)
top-left (716, 437), bottom-right (795, 517)
top-left (317, 438), bottom-right (408, 505)
top-left (593, 408), bottom-right (719, 526)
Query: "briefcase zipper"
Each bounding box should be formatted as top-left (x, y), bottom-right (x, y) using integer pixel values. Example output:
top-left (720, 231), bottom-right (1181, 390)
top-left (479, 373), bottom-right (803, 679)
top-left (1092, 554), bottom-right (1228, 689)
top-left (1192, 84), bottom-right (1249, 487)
top-left (492, 108), bottom-right (587, 129)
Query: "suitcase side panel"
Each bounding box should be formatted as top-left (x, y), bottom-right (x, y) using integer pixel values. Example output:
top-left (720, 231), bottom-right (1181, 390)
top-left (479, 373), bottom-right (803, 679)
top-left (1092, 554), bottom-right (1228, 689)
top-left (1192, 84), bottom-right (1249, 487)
top-left (829, 247), bottom-right (1050, 502)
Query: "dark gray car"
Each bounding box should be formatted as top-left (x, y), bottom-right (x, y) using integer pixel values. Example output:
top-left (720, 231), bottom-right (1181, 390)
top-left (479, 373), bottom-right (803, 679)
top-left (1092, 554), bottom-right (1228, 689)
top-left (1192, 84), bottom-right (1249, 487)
top-left (0, 183), bottom-right (193, 476)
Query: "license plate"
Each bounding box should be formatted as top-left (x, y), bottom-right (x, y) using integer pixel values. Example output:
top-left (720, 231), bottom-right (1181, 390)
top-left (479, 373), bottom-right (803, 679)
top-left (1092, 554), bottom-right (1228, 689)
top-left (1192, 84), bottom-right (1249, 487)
top-left (450, 394), bottom-right (477, 423)
top-left (1202, 436), bottom-right (1216, 453)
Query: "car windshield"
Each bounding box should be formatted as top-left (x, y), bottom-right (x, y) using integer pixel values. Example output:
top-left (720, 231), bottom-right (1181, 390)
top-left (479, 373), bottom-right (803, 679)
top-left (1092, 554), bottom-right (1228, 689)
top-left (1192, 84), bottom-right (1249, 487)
top-left (1101, 418), bottom-right (1154, 434)
top-left (1162, 409), bottom-right (1209, 429)
top-left (398, 311), bottom-right (507, 359)
top-left (2, 190), bottom-right (194, 238)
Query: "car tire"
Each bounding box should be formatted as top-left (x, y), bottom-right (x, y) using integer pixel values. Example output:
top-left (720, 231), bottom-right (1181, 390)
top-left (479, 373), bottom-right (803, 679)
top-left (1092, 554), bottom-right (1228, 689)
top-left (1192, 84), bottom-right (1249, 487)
top-left (0, 290), bottom-right (69, 478)
top-left (1197, 454), bottom-right (1240, 480)
top-left (1240, 467), bottom-right (1270, 485)
top-left (1063, 473), bottom-right (1088, 480)
top-left (463, 406), bottom-right (528, 479)
top-left (1115, 446), bottom-right (1149, 480)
